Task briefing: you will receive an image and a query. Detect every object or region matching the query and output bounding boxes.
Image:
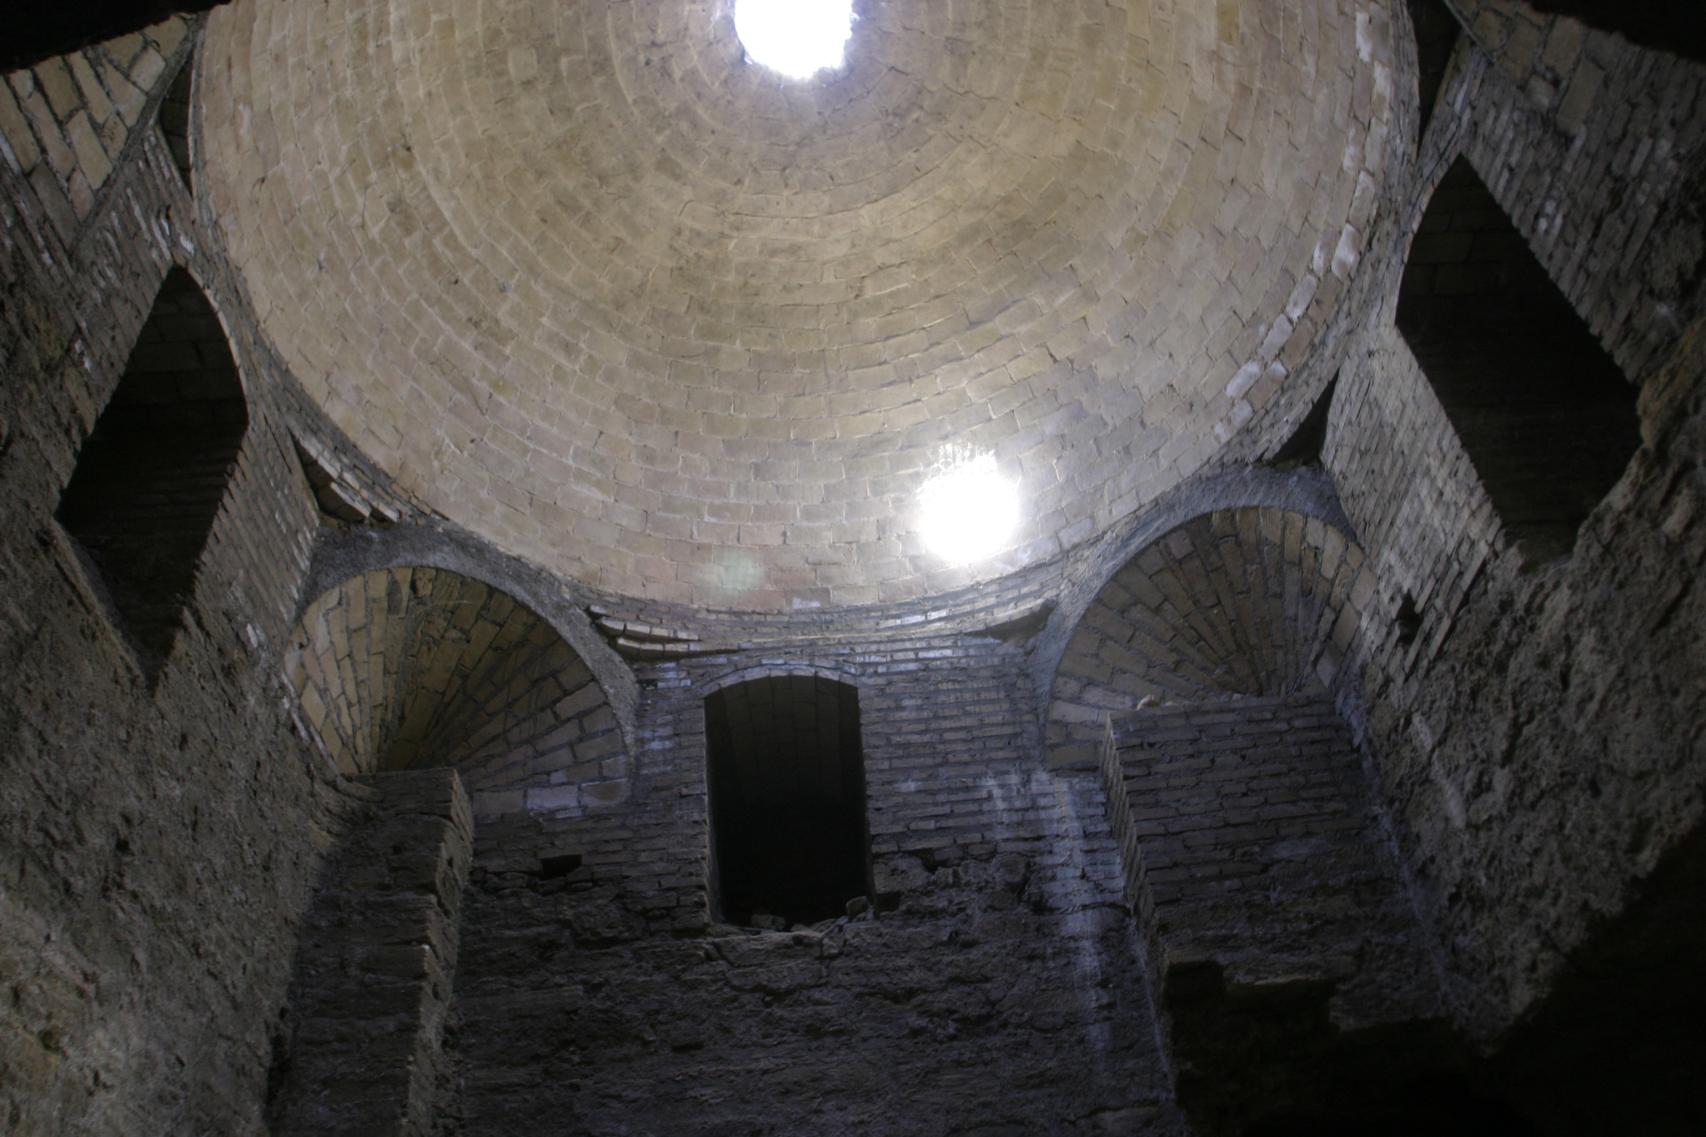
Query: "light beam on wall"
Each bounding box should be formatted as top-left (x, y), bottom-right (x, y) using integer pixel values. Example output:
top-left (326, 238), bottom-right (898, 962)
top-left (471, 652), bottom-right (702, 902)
top-left (918, 450), bottom-right (1019, 565)
top-left (734, 0), bottom-right (855, 80)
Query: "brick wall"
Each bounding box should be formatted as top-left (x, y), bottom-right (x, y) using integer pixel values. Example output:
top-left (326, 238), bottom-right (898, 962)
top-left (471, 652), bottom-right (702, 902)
top-left (1451, 0), bottom-right (1706, 381)
top-left (444, 618), bottom-right (1181, 1135)
top-left (1396, 155), bottom-right (1639, 562)
top-left (0, 19), bottom-right (189, 239)
top-left (1101, 694), bottom-right (1442, 1132)
top-left (0, 23), bottom-right (367, 1135)
top-left (270, 769), bottom-right (474, 1137)
top-left (1105, 695), bottom-right (1436, 1025)
top-left (1323, 13), bottom-right (1706, 1037)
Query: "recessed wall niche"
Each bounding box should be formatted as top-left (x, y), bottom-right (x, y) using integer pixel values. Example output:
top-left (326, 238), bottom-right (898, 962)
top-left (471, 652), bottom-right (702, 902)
top-left (1397, 157), bottom-right (1639, 563)
top-left (56, 267), bottom-right (247, 676)
top-left (704, 675), bottom-right (871, 927)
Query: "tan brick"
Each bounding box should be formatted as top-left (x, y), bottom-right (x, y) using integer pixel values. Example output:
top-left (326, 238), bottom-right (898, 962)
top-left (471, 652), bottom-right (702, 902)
top-left (64, 110), bottom-right (113, 188)
top-left (33, 59), bottom-right (81, 117)
top-left (0, 82), bottom-right (41, 172)
top-left (67, 53), bottom-right (113, 123)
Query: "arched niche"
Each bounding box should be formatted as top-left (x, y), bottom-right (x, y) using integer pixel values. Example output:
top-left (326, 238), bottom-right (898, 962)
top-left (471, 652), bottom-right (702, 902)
top-left (1045, 507), bottom-right (1374, 767)
top-left (286, 566), bottom-right (628, 816)
top-left (158, 40), bottom-right (197, 192)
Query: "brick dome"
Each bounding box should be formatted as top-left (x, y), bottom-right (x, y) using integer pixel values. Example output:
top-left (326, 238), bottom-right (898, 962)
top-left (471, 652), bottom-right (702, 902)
top-left (200, 0), bottom-right (1392, 608)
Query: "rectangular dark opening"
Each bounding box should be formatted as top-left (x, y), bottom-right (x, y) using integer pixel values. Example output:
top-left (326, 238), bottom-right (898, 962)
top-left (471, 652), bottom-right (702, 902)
top-left (705, 676), bottom-right (870, 928)
top-left (1396, 157), bottom-right (1639, 563)
top-left (537, 853), bottom-right (582, 879)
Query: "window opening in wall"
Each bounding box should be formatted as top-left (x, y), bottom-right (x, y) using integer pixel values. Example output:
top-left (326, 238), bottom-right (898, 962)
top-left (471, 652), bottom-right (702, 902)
top-left (56, 267), bottom-right (247, 676)
top-left (1269, 373), bottom-right (1338, 469)
top-left (1396, 157), bottom-right (1639, 564)
top-left (734, 0), bottom-right (855, 81)
top-left (1406, 0), bottom-right (1461, 146)
top-left (158, 52), bottom-right (194, 192)
top-left (705, 676), bottom-right (870, 928)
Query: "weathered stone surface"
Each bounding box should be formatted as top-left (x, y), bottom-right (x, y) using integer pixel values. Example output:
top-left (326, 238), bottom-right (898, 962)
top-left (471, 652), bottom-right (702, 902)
top-left (1, 3), bottom-right (1703, 1135)
top-left (269, 769), bottom-right (474, 1137)
top-left (0, 33), bottom-right (347, 1134)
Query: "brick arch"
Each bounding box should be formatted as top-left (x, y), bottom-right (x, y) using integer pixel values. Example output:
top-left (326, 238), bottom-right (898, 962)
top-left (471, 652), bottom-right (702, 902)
top-left (1045, 508), bottom-right (1375, 767)
top-left (697, 661), bottom-right (866, 698)
top-left (286, 566), bottom-right (629, 817)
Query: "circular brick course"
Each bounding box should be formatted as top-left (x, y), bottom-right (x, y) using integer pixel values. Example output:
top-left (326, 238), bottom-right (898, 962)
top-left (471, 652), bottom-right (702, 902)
top-left (203, 0), bottom-right (1394, 609)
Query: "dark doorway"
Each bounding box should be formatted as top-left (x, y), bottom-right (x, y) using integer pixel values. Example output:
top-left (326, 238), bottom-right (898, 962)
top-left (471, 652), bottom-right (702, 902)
top-left (704, 676), bottom-right (870, 927)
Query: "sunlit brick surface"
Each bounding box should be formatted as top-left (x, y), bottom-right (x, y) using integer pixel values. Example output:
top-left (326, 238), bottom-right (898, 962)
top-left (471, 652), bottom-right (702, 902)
top-left (202, 0), bottom-right (1395, 608)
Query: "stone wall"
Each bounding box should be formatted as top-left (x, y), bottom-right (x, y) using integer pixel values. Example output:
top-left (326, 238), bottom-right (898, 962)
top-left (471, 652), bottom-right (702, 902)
top-left (0, 23), bottom-right (363, 1136)
top-left (270, 769), bottom-right (474, 1137)
top-left (1101, 694), bottom-right (1442, 1132)
top-left (1325, 15), bottom-right (1706, 1037)
top-left (2, 2), bottom-right (1704, 1133)
top-left (444, 614), bottom-right (1182, 1135)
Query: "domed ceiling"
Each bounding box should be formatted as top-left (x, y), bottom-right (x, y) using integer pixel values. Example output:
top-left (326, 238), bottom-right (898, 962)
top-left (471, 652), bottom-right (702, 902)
top-left (201, 0), bottom-right (1394, 609)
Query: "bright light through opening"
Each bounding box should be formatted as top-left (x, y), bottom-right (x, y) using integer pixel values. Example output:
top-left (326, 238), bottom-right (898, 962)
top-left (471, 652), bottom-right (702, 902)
top-left (919, 452), bottom-right (1019, 566)
top-left (734, 0), bottom-right (855, 81)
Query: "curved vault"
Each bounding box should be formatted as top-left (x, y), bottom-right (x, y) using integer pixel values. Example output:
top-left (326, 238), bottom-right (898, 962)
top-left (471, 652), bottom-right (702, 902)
top-left (1047, 508), bottom-right (1375, 765)
top-left (286, 566), bottom-right (628, 814)
top-left (202, 0), bottom-right (1397, 609)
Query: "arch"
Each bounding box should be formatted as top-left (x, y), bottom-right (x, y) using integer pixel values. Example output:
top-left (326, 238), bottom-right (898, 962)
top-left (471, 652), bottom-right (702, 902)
top-left (704, 673), bottom-right (870, 927)
top-left (1045, 507), bottom-right (1375, 767)
top-left (56, 264), bottom-right (247, 679)
top-left (696, 661), bottom-right (866, 698)
top-left (1032, 464), bottom-right (1350, 710)
top-left (299, 518), bottom-right (639, 755)
top-left (286, 566), bottom-right (629, 817)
